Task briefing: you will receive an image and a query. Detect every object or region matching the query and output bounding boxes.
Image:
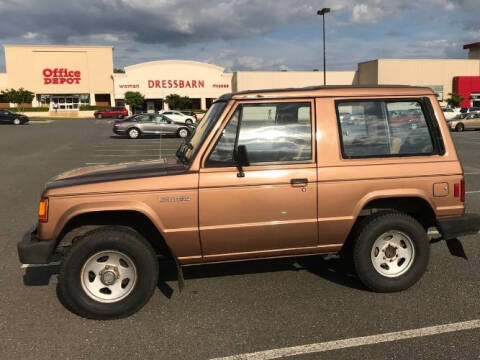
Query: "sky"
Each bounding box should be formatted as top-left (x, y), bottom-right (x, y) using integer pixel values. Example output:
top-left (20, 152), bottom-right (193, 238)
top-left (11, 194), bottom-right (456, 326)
top-left (0, 0), bottom-right (478, 73)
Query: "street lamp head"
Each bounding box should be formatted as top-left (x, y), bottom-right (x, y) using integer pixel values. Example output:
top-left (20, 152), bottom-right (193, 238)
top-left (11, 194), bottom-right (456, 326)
top-left (317, 8), bottom-right (330, 15)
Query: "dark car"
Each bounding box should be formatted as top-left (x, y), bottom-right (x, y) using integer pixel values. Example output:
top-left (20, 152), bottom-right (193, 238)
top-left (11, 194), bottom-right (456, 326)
top-left (0, 109), bottom-right (29, 125)
top-left (94, 107), bottom-right (128, 119)
top-left (113, 113), bottom-right (193, 139)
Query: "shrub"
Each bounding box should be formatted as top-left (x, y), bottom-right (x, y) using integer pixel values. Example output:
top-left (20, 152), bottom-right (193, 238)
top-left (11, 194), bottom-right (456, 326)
top-left (9, 107), bottom-right (49, 112)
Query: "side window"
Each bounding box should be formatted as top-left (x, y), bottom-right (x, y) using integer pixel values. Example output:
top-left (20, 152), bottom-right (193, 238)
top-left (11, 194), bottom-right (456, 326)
top-left (136, 115), bottom-right (151, 122)
top-left (206, 102), bottom-right (312, 167)
top-left (154, 115), bottom-right (168, 124)
top-left (206, 109), bottom-right (240, 167)
top-left (337, 100), bottom-right (434, 158)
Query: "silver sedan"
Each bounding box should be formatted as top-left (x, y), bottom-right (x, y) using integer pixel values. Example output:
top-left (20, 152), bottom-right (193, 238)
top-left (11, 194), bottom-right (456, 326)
top-left (112, 113), bottom-right (193, 139)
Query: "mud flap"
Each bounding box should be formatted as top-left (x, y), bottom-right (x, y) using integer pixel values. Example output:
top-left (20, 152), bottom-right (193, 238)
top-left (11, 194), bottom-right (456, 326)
top-left (174, 257), bottom-right (185, 292)
top-left (445, 238), bottom-right (468, 260)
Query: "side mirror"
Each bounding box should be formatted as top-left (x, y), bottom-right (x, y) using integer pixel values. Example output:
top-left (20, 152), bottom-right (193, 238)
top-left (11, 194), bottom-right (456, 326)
top-left (234, 145), bottom-right (249, 177)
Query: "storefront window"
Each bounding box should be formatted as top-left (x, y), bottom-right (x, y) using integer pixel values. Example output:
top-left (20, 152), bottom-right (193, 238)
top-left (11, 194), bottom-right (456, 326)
top-left (428, 85), bottom-right (443, 101)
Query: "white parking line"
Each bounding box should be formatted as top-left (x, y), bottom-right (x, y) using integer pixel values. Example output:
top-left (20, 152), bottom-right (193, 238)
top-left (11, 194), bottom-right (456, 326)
top-left (466, 190), bottom-right (480, 194)
top-left (211, 319), bottom-right (480, 360)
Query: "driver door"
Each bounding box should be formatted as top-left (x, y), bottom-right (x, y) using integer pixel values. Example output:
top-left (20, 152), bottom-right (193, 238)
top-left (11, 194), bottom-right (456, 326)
top-left (137, 114), bottom-right (156, 134)
top-left (198, 100), bottom-right (318, 261)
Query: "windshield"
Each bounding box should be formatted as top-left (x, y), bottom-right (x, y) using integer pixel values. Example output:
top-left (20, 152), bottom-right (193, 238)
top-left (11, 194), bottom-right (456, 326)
top-left (177, 101), bottom-right (227, 164)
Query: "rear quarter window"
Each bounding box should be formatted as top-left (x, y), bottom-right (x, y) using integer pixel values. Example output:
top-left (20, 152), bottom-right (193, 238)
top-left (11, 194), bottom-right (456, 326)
top-left (336, 100), bottom-right (436, 158)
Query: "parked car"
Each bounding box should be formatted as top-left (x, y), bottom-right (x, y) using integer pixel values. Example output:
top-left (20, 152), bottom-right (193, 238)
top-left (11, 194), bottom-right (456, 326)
top-left (460, 106), bottom-right (480, 115)
top-left (0, 109), bottom-right (29, 125)
top-left (180, 110), bottom-right (198, 121)
top-left (18, 85), bottom-right (479, 319)
top-left (448, 112), bottom-right (480, 132)
top-left (94, 107), bottom-right (128, 119)
top-left (159, 110), bottom-right (196, 125)
top-left (441, 106), bottom-right (460, 121)
top-left (113, 113), bottom-right (192, 139)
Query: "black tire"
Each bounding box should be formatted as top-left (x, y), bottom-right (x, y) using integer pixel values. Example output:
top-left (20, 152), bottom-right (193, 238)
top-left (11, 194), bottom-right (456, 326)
top-left (177, 127), bottom-right (189, 138)
top-left (58, 226), bottom-right (159, 319)
top-left (128, 127), bottom-right (141, 139)
top-left (353, 212), bottom-right (429, 292)
top-left (455, 123), bottom-right (464, 132)
top-left (185, 119), bottom-right (193, 126)
top-left (96, 114), bottom-right (103, 119)
top-left (117, 114), bottom-right (123, 119)
top-left (13, 118), bottom-right (21, 125)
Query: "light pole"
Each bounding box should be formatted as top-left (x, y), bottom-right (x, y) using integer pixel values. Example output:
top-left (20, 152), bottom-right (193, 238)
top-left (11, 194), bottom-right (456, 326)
top-left (317, 8), bottom-right (330, 86)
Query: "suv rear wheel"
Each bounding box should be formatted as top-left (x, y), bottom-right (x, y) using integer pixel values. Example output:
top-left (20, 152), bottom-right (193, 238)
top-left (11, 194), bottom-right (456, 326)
top-left (58, 226), bottom-right (159, 319)
top-left (353, 212), bottom-right (429, 292)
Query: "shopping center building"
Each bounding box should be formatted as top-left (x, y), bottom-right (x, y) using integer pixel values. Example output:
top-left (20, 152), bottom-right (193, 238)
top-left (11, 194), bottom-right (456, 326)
top-left (0, 45), bottom-right (114, 109)
top-left (0, 42), bottom-right (480, 112)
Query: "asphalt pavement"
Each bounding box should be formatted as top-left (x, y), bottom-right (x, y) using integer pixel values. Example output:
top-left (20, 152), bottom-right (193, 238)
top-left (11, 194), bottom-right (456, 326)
top-left (0, 119), bottom-right (479, 360)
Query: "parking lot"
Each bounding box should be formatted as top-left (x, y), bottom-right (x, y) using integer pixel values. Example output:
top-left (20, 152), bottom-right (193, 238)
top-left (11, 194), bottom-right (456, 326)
top-left (1, 118), bottom-right (479, 359)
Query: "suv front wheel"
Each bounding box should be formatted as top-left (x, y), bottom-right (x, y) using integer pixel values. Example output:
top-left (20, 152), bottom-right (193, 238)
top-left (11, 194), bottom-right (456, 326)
top-left (58, 226), bottom-right (159, 319)
top-left (353, 212), bottom-right (429, 292)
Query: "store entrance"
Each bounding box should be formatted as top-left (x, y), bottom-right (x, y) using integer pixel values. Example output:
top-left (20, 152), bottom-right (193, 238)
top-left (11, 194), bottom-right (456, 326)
top-left (471, 94), bottom-right (480, 107)
top-left (51, 96), bottom-right (80, 110)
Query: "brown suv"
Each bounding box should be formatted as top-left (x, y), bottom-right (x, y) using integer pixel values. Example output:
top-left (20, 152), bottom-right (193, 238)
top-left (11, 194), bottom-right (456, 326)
top-left (18, 86), bottom-right (480, 319)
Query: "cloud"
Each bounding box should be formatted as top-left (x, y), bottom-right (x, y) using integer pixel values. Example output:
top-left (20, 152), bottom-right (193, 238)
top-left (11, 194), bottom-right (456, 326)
top-left (0, 0), bottom-right (477, 72)
top-left (22, 32), bottom-right (39, 39)
top-left (207, 49), bottom-right (287, 71)
top-left (0, 0), bottom-right (475, 46)
top-left (352, 4), bottom-right (386, 24)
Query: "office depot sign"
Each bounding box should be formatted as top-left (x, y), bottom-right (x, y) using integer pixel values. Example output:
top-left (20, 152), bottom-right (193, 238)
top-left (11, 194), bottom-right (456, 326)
top-left (43, 68), bottom-right (81, 85)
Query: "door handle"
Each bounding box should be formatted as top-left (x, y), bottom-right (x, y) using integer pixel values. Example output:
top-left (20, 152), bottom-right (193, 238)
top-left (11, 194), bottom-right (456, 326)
top-left (290, 178), bottom-right (308, 187)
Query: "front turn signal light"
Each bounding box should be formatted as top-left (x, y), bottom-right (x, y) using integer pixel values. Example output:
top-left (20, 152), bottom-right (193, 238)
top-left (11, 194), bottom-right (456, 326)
top-left (38, 198), bottom-right (49, 222)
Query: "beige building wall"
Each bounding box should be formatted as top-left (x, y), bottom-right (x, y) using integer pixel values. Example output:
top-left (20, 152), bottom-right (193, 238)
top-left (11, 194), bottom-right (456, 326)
top-left (468, 48), bottom-right (480, 59)
top-left (357, 60), bottom-right (379, 85)
top-left (4, 44), bottom-right (114, 105)
top-left (377, 59), bottom-right (480, 102)
top-left (233, 71), bottom-right (357, 92)
top-left (0, 73), bottom-right (7, 90)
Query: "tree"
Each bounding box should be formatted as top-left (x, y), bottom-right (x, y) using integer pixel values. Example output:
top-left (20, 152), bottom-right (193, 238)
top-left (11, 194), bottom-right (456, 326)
top-left (114, 68), bottom-right (125, 73)
top-left (446, 92), bottom-right (464, 108)
top-left (165, 94), bottom-right (192, 110)
top-left (1, 88), bottom-right (34, 113)
top-left (124, 91), bottom-right (145, 113)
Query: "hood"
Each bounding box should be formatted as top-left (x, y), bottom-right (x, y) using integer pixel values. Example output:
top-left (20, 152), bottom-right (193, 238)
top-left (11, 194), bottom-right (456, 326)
top-left (46, 156), bottom-right (186, 190)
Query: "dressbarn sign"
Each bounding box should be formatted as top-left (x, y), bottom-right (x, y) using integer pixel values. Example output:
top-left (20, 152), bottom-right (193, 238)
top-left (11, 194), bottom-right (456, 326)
top-left (148, 79), bottom-right (205, 89)
top-left (43, 68), bottom-right (81, 85)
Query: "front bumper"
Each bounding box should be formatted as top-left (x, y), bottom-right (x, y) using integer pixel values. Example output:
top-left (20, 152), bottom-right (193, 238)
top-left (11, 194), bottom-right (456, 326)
top-left (17, 226), bottom-right (56, 264)
top-left (113, 127), bottom-right (126, 135)
top-left (436, 214), bottom-right (480, 240)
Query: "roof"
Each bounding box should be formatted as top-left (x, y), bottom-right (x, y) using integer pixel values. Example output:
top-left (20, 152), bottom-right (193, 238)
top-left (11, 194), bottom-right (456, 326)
top-left (463, 42), bottom-right (480, 50)
top-left (2, 44), bottom-right (113, 49)
top-left (124, 59), bottom-right (226, 72)
top-left (216, 85), bottom-right (433, 102)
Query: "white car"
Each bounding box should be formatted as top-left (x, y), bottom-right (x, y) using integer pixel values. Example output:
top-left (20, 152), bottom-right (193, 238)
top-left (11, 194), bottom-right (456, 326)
top-left (441, 107), bottom-right (460, 120)
top-left (159, 110), bottom-right (196, 125)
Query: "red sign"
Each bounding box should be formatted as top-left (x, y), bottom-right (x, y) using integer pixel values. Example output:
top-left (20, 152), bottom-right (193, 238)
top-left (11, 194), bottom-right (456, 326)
top-left (148, 80), bottom-right (205, 89)
top-left (43, 68), bottom-right (81, 85)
